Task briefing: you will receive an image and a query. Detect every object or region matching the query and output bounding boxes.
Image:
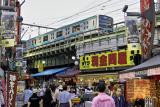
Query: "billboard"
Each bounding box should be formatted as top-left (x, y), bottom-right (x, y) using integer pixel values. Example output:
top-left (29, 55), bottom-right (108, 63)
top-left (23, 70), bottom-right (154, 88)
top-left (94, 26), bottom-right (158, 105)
top-left (80, 50), bottom-right (135, 70)
top-left (125, 16), bottom-right (139, 37)
top-left (1, 11), bottom-right (16, 47)
top-left (140, 0), bottom-right (155, 60)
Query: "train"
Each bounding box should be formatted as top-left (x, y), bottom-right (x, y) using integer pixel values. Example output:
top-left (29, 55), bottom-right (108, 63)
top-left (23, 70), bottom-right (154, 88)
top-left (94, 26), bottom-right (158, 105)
top-left (26, 15), bottom-right (114, 49)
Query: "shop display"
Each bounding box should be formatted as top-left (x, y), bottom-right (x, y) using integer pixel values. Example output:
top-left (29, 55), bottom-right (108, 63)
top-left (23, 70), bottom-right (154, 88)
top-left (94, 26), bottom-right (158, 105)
top-left (126, 79), bottom-right (156, 103)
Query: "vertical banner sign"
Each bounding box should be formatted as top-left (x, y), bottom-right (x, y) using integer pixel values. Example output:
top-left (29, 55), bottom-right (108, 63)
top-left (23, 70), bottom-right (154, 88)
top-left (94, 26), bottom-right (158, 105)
top-left (125, 16), bottom-right (139, 43)
top-left (1, 11), bottom-right (16, 47)
top-left (140, 0), bottom-right (155, 61)
top-left (6, 72), bottom-right (18, 107)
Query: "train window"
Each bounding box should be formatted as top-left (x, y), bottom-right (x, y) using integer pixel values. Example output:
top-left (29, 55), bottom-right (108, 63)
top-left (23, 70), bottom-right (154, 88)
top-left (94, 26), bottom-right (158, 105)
top-left (86, 21), bottom-right (88, 24)
top-left (52, 34), bottom-right (54, 39)
top-left (86, 26), bottom-right (88, 29)
top-left (72, 25), bottom-right (80, 33)
top-left (43, 35), bottom-right (48, 42)
top-left (52, 33), bottom-right (54, 39)
top-left (56, 31), bottom-right (63, 38)
top-left (39, 37), bottom-right (41, 43)
top-left (32, 40), bottom-right (34, 45)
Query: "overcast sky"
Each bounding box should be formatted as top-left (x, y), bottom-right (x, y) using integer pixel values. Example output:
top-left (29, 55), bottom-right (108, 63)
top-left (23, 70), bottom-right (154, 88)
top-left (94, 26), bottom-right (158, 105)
top-left (20, 0), bottom-right (141, 40)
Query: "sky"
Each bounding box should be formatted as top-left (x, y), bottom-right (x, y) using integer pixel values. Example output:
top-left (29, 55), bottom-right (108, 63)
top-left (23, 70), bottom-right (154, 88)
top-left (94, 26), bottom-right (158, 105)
top-left (20, 0), bottom-right (141, 40)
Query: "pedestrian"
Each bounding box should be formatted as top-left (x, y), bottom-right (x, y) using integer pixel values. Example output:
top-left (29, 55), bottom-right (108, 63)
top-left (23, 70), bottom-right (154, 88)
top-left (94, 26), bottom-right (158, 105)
top-left (70, 87), bottom-right (76, 99)
top-left (23, 86), bottom-right (33, 107)
top-left (28, 89), bottom-right (41, 107)
top-left (41, 88), bottom-right (53, 107)
top-left (113, 88), bottom-right (126, 107)
top-left (84, 87), bottom-right (94, 101)
top-left (59, 85), bottom-right (71, 107)
top-left (92, 82), bottom-right (115, 107)
top-left (50, 85), bottom-right (58, 107)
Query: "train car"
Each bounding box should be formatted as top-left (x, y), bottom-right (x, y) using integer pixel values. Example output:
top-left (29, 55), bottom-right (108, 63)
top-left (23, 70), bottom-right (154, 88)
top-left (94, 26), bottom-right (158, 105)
top-left (26, 15), bottom-right (113, 49)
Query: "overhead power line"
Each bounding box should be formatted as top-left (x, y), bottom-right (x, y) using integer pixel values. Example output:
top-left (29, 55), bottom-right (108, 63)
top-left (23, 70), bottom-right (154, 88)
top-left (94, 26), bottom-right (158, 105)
top-left (46, 0), bottom-right (112, 26)
top-left (105, 1), bottom-right (139, 15)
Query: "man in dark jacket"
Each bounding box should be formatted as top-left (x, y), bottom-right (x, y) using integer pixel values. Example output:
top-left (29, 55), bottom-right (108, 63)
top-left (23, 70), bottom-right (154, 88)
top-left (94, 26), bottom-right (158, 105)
top-left (113, 88), bottom-right (126, 107)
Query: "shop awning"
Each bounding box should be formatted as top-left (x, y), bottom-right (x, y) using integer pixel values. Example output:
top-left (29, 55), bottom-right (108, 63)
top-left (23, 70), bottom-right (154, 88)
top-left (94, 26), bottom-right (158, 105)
top-left (122, 55), bottom-right (160, 72)
top-left (31, 67), bottom-right (68, 77)
top-left (56, 68), bottom-right (80, 78)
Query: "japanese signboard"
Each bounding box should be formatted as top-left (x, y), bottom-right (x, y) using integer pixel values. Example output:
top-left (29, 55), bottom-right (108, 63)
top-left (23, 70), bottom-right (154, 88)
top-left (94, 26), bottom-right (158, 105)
top-left (6, 72), bottom-right (18, 107)
top-left (140, 0), bottom-right (155, 60)
top-left (1, 11), bottom-right (16, 47)
top-left (80, 50), bottom-right (134, 70)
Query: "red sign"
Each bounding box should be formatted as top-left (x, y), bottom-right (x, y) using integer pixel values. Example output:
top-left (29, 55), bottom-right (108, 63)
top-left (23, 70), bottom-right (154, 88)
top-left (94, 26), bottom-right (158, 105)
top-left (90, 51), bottom-right (127, 68)
top-left (92, 56), bottom-right (99, 67)
top-left (118, 52), bottom-right (127, 64)
top-left (99, 55), bottom-right (107, 66)
top-left (108, 53), bottom-right (117, 65)
top-left (7, 72), bottom-right (18, 107)
top-left (140, 0), bottom-right (155, 60)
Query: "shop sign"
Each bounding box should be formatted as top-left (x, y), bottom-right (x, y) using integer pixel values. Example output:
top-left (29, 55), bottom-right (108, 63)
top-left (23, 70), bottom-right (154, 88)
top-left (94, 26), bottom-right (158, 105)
top-left (147, 67), bottom-right (160, 76)
top-left (80, 50), bottom-right (132, 70)
top-left (140, 0), bottom-right (155, 60)
top-left (1, 11), bottom-right (16, 47)
top-left (7, 72), bottom-right (18, 107)
top-left (16, 46), bottom-right (23, 60)
top-left (119, 72), bottom-right (135, 79)
top-left (135, 70), bottom-right (148, 77)
top-left (156, 14), bottom-right (160, 26)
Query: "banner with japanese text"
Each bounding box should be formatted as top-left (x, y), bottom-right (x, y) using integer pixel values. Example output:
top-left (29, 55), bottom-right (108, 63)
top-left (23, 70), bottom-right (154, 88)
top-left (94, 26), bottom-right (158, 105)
top-left (1, 11), bottom-right (16, 47)
top-left (140, 0), bottom-right (155, 60)
top-left (6, 72), bottom-right (18, 107)
top-left (80, 50), bottom-right (135, 70)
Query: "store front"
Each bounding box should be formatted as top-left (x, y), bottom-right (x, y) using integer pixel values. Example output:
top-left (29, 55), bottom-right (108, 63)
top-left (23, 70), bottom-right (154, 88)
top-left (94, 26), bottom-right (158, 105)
top-left (77, 73), bottom-right (118, 86)
top-left (119, 55), bottom-right (160, 106)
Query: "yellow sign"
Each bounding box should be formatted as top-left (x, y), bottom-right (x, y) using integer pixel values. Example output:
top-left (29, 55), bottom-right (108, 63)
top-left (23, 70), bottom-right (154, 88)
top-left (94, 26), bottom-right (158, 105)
top-left (2, 39), bottom-right (15, 47)
top-left (38, 63), bottom-right (44, 72)
top-left (80, 50), bottom-right (135, 70)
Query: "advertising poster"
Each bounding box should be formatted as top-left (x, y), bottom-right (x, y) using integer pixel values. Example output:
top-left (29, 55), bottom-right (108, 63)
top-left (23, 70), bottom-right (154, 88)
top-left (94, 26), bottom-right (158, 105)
top-left (140, 0), bottom-right (155, 60)
top-left (1, 11), bottom-right (16, 47)
top-left (15, 46), bottom-right (23, 60)
top-left (6, 72), bottom-right (18, 107)
top-left (125, 16), bottom-right (139, 37)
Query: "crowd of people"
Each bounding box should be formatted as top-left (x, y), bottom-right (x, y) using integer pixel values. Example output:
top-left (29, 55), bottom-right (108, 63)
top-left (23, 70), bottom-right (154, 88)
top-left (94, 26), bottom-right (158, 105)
top-left (22, 81), bottom-right (144, 107)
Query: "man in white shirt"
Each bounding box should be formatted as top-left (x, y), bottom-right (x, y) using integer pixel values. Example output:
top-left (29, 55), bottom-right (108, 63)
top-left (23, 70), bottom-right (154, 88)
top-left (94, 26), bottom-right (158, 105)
top-left (59, 85), bottom-right (71, 107)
